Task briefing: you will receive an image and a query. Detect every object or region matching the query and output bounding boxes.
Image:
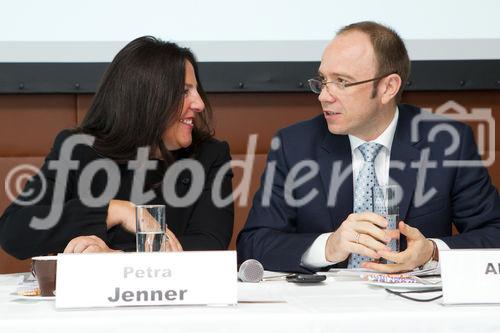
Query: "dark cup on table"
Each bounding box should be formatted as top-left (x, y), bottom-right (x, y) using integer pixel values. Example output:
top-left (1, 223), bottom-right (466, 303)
top-left (31, 256), bottom-right (57, 296)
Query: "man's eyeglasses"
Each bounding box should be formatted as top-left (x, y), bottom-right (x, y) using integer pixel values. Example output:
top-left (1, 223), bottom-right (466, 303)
top-left (308, 72), bottom-right (397, 94)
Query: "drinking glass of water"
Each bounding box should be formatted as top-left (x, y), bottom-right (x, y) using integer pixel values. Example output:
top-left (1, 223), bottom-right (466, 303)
top-left (373, 185), bottom-right (400, 261)
top-left (136, 205), bottom-right (168, 252)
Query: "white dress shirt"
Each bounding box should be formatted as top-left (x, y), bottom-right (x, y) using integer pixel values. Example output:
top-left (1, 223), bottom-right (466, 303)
top-left (301, 108), bottom-right (448, 269)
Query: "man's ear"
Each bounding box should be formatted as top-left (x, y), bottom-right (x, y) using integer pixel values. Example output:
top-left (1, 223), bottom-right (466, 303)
top-left (380, 74), bottom-right (402, 104)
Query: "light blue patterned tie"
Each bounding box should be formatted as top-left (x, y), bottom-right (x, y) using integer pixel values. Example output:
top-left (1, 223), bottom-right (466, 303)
top-left (348, 142), bottom-right (383, 268)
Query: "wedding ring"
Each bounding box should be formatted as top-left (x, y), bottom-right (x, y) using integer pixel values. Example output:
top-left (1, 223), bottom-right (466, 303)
top-left (354, 232), bottom-right (360, 244)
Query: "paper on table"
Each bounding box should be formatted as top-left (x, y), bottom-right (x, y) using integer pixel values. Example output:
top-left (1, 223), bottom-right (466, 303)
top-left (327, 266), bottom-right (440, 278)
top-left (327, 268), bottom-right (373, 277)
top-left (407, 266), bottom-right (440, 277)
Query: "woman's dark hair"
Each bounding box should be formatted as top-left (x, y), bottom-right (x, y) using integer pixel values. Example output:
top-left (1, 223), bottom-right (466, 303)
top-left (77, 36), bottom-right (213, 164)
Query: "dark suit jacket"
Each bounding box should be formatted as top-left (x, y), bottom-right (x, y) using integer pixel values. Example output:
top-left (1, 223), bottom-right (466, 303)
top-left (0, 130), bottom-right (234, 259)
top-left (237, 104), bottom-right (500, 273)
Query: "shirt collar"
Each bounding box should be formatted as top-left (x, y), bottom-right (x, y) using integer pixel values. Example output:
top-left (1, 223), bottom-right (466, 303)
top-left (348, 107), bottom-right (399, 153)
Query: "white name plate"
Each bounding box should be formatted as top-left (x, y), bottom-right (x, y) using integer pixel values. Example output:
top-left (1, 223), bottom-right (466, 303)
top-left (440, 249), bottom-right (500, 304)
top-left (55, 251), bottom-right (237, 309)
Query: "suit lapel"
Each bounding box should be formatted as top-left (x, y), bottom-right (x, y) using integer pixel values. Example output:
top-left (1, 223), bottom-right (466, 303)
top-left (389, 106), bottom-right (423, 221)
top-left (317, 131), bottom-right (353, 230)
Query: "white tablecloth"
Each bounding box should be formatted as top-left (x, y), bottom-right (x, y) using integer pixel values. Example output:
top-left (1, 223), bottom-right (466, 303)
top-left (1, 272), bottom-right (498, 333)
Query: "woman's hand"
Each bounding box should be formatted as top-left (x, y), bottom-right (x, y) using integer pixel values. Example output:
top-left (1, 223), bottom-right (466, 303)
top-left (64, 235), bottom-right (120, 253)
top-left (165, 228), bottom-right (183, 252)
top-left (106, 199), bottom-right (136, 233)
top-left (106, 199), bottom-right (183, 252)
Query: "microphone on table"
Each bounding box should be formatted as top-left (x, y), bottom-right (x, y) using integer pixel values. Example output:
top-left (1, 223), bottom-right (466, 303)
top-left (238, 259), bottom-right (264, 282)
top-left (238, 259), bottom-right (292, 282)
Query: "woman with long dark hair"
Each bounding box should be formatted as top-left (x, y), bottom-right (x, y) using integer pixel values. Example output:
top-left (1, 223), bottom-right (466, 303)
top-left (0, 36), bottom-right (234, 257)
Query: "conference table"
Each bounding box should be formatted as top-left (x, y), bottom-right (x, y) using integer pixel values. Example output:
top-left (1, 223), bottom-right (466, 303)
top-left (1, 271), bottom-right (499, 333)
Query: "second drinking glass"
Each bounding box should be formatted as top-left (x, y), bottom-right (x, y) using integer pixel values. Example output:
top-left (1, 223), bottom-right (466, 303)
top-left (373, 185), bottom-right (400, 263)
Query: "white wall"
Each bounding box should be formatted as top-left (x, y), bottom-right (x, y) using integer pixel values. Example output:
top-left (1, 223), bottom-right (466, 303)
top-left (0, 0), bottom-right (499, 61)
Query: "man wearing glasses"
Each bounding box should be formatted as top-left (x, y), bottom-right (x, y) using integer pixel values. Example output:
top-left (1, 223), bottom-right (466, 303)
top-left (237, 21), bottom-right (500, 273)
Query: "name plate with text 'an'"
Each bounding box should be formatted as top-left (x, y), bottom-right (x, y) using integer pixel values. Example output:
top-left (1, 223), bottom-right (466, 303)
top-left (441, 249), bottom-right (500, 304)
top-left (55, 251), bottom-right (237, 309)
